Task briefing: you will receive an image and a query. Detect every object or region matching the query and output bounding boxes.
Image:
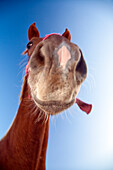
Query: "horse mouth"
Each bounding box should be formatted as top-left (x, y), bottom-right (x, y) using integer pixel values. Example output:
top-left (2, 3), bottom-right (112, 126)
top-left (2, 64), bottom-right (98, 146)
top-left (33, 97), bottom-right (75, 115)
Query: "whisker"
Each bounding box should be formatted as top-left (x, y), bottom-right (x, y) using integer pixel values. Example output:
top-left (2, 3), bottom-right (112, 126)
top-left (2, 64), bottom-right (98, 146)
top-left (61, 111), bottom-right (65, 120)
top-left (88, 73), bottom-right (96, 89)
top-left (30, 105), bottom-right (38, 117)
top-left (42, 113), bottom-right (48, 124)
top-left (17, 67), bottom-right (26, 77)
top-left (67, 108), bottom-right (75, 119)
top-left (19, 62), bottom-right (27, 71)
top-left (19, 55), bottom-right (28, 66)
top-left (50, 115), bottom-right (57, 129)
top-left (34, 110), bottom-right (44, 124)
top-left (64, 110), bottom-right (72, 124)
top-left (44, 113), bottom-right (48, 124)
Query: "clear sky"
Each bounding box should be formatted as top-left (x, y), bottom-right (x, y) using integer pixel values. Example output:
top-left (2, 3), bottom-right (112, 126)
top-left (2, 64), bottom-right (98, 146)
top-left (0, 0), bottom-right (113, 169)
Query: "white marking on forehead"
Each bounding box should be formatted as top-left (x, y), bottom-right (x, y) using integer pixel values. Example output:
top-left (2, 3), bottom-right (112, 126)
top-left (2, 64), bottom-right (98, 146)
top-left (58, 45), bottom-right (71, 69)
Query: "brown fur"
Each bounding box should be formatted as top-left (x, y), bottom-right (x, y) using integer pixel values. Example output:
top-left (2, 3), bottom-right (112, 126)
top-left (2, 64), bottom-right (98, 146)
top-left (0, 23), bottom-right (87, 170)
top-left (0, 84), bottom-right (49, 170)
top-left (28, 23), bottom-right (40, 41)
top-left (62, 28), bottom-right (71, 41)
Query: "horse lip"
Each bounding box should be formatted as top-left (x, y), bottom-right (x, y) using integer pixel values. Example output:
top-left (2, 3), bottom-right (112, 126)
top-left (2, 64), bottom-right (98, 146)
top-left (33, 96), bottom-right (75, 115)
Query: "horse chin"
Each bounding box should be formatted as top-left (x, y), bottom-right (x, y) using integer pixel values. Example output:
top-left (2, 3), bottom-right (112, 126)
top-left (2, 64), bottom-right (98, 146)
top-left (33, 96), bottom-right (75, 115)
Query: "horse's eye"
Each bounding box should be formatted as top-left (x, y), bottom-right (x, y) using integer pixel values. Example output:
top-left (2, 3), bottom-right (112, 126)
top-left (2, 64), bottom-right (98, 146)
top-left (27, 42), bottom-right (33, 49)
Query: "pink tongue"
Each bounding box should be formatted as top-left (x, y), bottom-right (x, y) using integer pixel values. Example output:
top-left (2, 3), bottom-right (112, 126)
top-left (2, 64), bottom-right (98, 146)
top-left (75, 98), bottom-right (92, 114)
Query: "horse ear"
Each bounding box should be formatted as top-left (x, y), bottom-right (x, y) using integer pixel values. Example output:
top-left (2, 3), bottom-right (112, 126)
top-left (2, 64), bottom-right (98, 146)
top-left (28, 23), bottom-right (40, 40)
top-left (62, 28), bottom-right (71, 41)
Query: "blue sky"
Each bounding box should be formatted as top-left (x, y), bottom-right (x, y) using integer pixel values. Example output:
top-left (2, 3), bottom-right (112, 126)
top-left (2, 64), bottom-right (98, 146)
top-left (0, 0), bottom-right (113, 169)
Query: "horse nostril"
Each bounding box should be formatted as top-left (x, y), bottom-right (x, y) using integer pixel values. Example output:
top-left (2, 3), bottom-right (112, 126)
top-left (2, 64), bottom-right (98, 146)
top-left (76, 49), bottom-right (87, 81)
top-left (38, 51), bottom-right (45, 64)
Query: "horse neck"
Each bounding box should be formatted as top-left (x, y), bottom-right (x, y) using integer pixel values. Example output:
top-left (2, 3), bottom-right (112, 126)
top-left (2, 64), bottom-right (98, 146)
top-left (0, 84), bottom-right (50, 170)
